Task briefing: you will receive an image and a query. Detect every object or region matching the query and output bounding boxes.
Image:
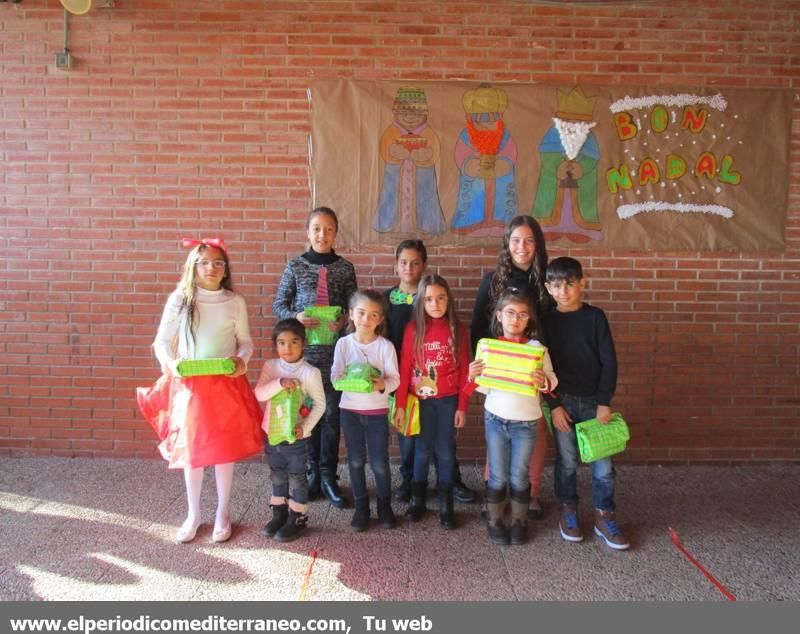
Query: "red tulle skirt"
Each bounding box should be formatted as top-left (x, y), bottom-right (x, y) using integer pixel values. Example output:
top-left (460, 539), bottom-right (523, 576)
top-left (136, 374), bottom-right (263, 469)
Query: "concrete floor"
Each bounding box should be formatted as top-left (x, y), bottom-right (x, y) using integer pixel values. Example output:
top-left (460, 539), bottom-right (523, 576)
top-left (0, 457), bottom-right (797, 601)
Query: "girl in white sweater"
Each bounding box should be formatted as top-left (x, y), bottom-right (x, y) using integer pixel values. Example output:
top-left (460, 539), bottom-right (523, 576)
top-left (147, 239), bottom-right (262, 544)
top-left (331, 290), bottom-right (400, 532)
top-left (467, 289), bottom-right (557, 546)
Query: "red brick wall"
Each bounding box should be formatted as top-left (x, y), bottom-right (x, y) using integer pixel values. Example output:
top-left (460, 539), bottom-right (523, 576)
top-left (1, 0), bottom-right (798, 462)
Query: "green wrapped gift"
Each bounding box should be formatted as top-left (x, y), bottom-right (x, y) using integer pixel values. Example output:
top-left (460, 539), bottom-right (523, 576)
top-left (575, 413), bottom-right (630, 463)
top-left (304, 305), bottom-right (342, 346)
top-left (333, 362), bottom-right (380, 393)
top-left (176, 358), bottom-right (235, 377)
top-left (268, 389), bottom-right (303, 445)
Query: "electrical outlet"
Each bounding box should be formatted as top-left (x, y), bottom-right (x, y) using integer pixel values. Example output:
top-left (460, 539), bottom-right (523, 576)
top-left (55, 51), bottom-right (72, 70)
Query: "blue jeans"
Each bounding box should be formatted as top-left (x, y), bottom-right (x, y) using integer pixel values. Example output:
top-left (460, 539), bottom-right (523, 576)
top-left (340, 410), bottom-right (391, 501)
top-left (398, 432), bottom-right (416, 483)
top-left (413, 395), bottom-right (457, 487)
top-left (399, 433), bottom-right (442, 484)
top-left (484, 410), bottom-right (537, 492)
top-left (553, 393), bottom-right (616, 512)
top-left (266, 439), bottom-right (309, 504)
top-left (308, 382), bottom-right (341, 479)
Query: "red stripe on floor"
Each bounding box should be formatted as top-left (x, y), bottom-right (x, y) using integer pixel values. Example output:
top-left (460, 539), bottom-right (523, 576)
top-left (669, 527), bottom-right (736, 601)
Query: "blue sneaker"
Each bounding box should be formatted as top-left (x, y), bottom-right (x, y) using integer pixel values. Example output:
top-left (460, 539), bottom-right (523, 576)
top-left (594, 509), bottom-right (630, 550)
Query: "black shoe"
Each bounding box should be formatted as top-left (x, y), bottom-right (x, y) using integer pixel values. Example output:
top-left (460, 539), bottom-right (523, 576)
top-left (377, 497), bottom-right (396, 529)
top-left (394, 479), bottom-right (412, 503)
top-left (351, 499), bottom-right (370, 532)
top-left (439, 486), bottom-right (456, 530)
top-left (274, 510), bottom-right (308, 543)
top-left (262, 504), bottom-right (289, 538)
top-left (307, 470), bottom-right (321, 501)
top-left (405, 482), bottom-right (427, 522)
top-left (453, 481), bottom-right (477, 504)
top-left (321, 477), bottom-right (349, 509)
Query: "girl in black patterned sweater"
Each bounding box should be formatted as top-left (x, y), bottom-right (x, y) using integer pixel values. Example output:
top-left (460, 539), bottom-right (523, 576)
top-left (272, 207), bottom-right (358, 509)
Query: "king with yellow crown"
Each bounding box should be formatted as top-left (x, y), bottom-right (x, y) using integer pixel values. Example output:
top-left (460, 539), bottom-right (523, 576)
top-left (532, 86), bottom-right (603, 243)
top-left (451, 83), bottom-right (519, 235)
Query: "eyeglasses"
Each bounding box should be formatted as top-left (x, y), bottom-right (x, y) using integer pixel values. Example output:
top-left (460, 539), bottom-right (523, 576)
top-left (501, 309), bottom-right (530, 321)
top-left (196, 259), bottom-right (226, 269)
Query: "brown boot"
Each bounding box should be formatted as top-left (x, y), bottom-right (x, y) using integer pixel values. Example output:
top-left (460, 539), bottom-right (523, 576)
top-left (510, 486), bottom-right (530, 545)
top-left (486, 487), bottom-right (509, 545)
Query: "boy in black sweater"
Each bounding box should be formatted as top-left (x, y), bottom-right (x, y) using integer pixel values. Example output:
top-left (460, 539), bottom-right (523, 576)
top-left (543, 257), bottom-right (629, 550)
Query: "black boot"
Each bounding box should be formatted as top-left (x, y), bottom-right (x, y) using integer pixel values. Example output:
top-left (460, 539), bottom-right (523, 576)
top-left (453, 472), bottom-right (477, 504)
top-left (351, 497), bottom-right (370, 532)
top-left (394, 479), bottom-right (412, 503)
top-left (486, 487), bottom-right (510, 545)
top-left (262, 503), bottom-right (289, 538)
top-left (274, 509), bottom-right (308, 543)
top-left (510, 486), bottom-right (531, 545)
top-left (439, 485), bottom-right (456, 530)
top-left (377, 496), bottom-right (396, 529)
top-left (321, 474), bottom-right (349, 509)
top-left (405, 481), bottom-right (427, 522)
top-left (307, 468), bottom-right (321, 501)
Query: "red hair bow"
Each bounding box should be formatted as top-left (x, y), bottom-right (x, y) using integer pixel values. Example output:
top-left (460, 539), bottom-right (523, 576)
top-left (180, 237), bottom-right (227, 252)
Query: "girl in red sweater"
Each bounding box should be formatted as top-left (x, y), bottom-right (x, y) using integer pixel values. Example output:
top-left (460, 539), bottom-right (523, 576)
top-left (393, 274), bottom-right (470, 529)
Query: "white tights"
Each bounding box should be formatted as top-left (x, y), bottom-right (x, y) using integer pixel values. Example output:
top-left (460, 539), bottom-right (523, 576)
top-left (182, 462), bottom-right (234, 530)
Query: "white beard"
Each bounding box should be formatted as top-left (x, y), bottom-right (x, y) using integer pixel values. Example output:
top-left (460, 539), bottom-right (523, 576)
top-left (553, 117), bottom-right (597, 161)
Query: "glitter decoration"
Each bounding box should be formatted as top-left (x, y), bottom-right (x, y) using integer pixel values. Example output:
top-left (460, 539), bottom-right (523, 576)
top-left (609, 93), bottom-right (728, 114)
top-left (616, 202), bottom-right (734, 219)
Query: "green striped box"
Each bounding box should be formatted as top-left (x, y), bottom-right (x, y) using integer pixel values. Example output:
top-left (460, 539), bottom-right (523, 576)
top-left (474, 338), bottom-right (545, 396)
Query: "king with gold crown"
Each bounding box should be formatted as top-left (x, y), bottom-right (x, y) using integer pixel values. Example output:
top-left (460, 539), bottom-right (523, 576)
top-left (451, 83), bottom-right (519, 236)
top-left (532, 86), bottom-right (603, 243)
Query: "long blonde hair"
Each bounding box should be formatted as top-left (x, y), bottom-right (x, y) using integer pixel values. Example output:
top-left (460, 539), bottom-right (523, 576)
top-left (412, 274), bottom-right (461, 368)
top-left (176, 244), bottom-right (233, 345)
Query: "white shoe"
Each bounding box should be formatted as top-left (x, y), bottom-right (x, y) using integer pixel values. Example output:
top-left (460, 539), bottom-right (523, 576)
top-left (212, 522), bottom-right (232, 543)
top-left (176, 518), bottom-right (201, 543)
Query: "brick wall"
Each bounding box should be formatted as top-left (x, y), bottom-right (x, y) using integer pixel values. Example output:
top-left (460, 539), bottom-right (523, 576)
top-left (1, 0), bottom-right (798, 463)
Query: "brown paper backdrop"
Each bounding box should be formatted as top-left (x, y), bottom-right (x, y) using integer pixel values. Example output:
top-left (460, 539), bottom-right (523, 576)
top-left (309, 80), bottom-right (792, 251)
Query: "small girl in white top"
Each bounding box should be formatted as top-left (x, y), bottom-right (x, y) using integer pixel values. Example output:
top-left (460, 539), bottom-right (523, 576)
top-left (255, 318), bottom-right (325, 543)
top-left (331, 289), bottom-right (400, 532)
top-left (144, 238), bottom-right (262, 545)
top-left (467, 288), bottom-right (558, 547)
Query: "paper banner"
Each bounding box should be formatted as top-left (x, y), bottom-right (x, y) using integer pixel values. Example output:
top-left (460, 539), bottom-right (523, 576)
top-left (309, 80), bottom-right (791, 251)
